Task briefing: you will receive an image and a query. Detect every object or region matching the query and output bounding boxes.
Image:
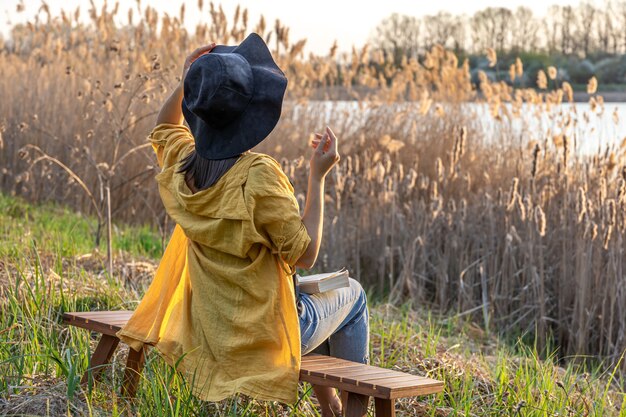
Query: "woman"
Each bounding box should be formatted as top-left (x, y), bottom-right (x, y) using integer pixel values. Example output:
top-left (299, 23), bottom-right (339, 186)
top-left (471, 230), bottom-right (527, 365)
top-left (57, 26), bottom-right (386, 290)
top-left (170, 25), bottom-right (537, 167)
top-left (117, 33), bottom-right (369, 417)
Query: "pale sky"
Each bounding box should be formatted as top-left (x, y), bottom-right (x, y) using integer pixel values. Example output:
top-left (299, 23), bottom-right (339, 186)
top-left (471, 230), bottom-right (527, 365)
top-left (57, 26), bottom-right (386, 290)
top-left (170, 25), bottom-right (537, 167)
top-left (1, 0), bottom-right (594, 54)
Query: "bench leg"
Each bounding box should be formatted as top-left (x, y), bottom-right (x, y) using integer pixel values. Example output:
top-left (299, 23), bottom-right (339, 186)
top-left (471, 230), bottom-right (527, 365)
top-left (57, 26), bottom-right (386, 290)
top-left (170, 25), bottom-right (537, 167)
top-left (81, 334), bottom-right (120, 385)
top-left (341, 390), bottom-right (348, 411)
top-left (344, 391), bottom-right (369, 417)
top-left (374, 398), bottom-right (396, 417)
top-left (122, 345), bottom-right (145, 398)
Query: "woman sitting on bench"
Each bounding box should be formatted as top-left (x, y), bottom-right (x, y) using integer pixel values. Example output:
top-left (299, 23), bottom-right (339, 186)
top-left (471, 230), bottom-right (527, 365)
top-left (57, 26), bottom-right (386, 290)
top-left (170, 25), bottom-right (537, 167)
top-left (116, 33), bottom-right (369, 417)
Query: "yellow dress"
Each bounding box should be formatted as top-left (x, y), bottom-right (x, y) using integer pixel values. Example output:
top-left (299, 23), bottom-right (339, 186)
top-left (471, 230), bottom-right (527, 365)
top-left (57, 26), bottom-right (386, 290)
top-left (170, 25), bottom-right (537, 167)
top-left (116, 123), bottom-right (311, 404)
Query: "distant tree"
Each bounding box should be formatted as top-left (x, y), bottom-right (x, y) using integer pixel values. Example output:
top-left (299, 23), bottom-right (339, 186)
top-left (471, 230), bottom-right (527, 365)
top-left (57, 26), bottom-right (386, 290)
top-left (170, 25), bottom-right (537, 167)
top-left (575, 3), bottom-right (597, 56)
top-left (618, 1), bottom-right (626, 52)
top-left (371, 13), bottom-right (421, 65)
top-left (609, 7), bottom-right (621, 53)
top-left (511, 7), bottom-right (539, 52)
top-left (560, 6), bottom-right (575, 55)
top-left (544, 5), bottom-right (563, 54)
top-left (423, 12), bottom-right (462, 51)
top-left (595, 3), bottom-right (617, 54)
top-left (450, 15), bottom-right (469, 53)
top-left (470, 7), bottom-right (513, 52)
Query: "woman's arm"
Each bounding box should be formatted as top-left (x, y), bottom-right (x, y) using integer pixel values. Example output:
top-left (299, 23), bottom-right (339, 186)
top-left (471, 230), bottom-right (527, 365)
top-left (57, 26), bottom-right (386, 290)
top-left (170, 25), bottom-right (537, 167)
top-left (296, 173), bottom-right (324, 269)
top-left (156, 84), bottom-right (185, 125)
top-left (156, 43), bottom-right (216, 126)
top-left (295, 127), bottom-right (340, 269)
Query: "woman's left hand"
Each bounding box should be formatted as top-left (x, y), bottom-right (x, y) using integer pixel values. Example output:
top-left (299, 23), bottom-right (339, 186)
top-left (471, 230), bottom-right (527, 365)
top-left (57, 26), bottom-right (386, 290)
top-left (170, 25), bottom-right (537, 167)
top-left (157, 43), bottom-right (217, 125)
top-left (181, 43), bottom-right (217, 82)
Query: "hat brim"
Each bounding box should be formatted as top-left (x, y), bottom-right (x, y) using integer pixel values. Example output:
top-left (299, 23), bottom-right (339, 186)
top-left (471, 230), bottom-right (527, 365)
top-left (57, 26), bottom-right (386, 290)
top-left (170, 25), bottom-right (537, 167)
top-left (182, 33), bottom-right (287, 160)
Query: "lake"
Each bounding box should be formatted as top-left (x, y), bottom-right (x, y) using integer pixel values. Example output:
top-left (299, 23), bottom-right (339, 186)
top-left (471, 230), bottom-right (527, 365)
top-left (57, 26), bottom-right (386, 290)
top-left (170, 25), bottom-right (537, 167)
top-left (291, 101), bottom-right (626, 156)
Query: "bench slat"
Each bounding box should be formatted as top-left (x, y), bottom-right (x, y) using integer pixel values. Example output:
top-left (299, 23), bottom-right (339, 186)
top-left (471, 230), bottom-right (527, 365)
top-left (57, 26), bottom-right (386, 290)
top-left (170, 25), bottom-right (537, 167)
top-left (362, 374), bottom-right (429, 386)
top-left (334, 367), bottom-right (390, 377)
top-left (62, 311), bottom-right (134, 337)
top-left (333, 368), bottom-right (391, 380)
top-left (301, 373), bottom-right (388, 398)
top-left (304, 361), bottom-right (361, 372)
top-left (301, 355), bottom-right (338, 362)
top-left (388, 383), bottom-right (445, 399)
top-left (306, 365), bottom-right (367, 380)
top-left (65, 311), bottom-right (134, 319)
top-left (301, 358), bottom-right (345, 367)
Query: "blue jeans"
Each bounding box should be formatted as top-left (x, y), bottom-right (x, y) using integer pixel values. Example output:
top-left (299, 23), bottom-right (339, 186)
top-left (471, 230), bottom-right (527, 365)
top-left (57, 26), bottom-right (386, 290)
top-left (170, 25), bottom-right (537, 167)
top-left (297, 277), bottom-right (370, 364)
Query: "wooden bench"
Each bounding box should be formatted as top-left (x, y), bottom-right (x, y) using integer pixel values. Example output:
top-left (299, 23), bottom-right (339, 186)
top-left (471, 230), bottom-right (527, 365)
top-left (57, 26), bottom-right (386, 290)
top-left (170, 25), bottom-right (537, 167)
top-left (63, 311), bottom-right (444, 417)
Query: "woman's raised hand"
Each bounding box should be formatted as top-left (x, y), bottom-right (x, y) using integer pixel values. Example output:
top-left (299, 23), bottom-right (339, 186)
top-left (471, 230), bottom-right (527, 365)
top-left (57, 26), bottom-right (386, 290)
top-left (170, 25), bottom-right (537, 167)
top-left (309, 126), bottom-right (340, 180)
top-left (181, 43), bottom-right (217, 82)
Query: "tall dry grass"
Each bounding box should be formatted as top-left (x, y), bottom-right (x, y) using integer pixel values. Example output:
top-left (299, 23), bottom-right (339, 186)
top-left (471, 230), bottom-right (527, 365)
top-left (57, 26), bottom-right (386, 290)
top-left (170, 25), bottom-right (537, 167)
top-left (1, 2), bottom-right (625, 375)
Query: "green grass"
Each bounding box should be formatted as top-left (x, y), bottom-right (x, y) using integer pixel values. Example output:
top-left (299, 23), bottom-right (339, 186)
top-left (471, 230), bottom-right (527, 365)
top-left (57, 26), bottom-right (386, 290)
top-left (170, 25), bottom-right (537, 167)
top-left (0, 193), bottom-right (624, 416)
top-left (0, 193), bottom-right (163, 259)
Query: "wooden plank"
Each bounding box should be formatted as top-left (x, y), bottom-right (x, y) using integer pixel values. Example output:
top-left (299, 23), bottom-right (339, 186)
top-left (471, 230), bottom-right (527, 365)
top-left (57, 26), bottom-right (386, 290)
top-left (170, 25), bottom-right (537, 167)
top-left (332, 368), bottom-right (391, 379)
top-left (388, 382), bottom-right (444, 399)
top-left (335, 367), bottom-right (397, 378)
top-left (71, 311), bottom-right (132, 318)
top-left (306, 365), bottom-right (369, 380)
top-left (64, 311), bottom-right (133, 321)
top-left (310, 364), bottom-right (367, 375)
top-left (301, 360), bottom-right (346, 370)
top-left (333, 369), bottom-right (392, 386)
top-left (302, 353), bottom-right (332, 361)
top-left (85, 318), bottom-right (131, 326)
top-left (375, 398), bottom-right (396, 417)
top-left (362, 374), bottom-right (430, 387)
top-left (301, 357), bottom-right (345, 366)
top-left (377, 376), bottom-right (442, 389)
top-left (334, 367), bottom-right (406, 381)
top-left (81, 334), bottom-right (119, 384)
top-left (300, 373), bottom-right (389, 398)
top-left (104, 318), bottom-right (134, 324)
top-left (302, 355), bottom-right (368, 368)
top-left (306, 366), bottom-right (389, 384)
top-left (302, 354), bottom-right (353, 364)
top-left (301, 356), bottom-right (338, 365)
top-left (67, 320), bottom-right (123, 337)
top-left (305, 363), bottom-right (364, 375)
top-left (63, 312), bottom-right (132, 336)
top-left (67, 310), bottom-right (133, 316)
top-left (65, 318), bottom-right (129, 327)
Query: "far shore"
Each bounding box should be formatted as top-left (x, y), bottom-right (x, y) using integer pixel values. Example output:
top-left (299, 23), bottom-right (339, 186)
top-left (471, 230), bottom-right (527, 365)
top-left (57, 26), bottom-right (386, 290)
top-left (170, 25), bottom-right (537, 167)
top-left (306, 86), bottom-right (626, 103)
top-left (573, 91), bottom-right (626, 103)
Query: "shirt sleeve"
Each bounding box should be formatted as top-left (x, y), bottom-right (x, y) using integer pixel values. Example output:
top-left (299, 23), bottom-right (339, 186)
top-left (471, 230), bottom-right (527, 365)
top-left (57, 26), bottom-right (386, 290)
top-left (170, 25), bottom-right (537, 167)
top-left (148, 123), bottom-right (194, 168)
top-left (245, 156), bottom-right (311, 272)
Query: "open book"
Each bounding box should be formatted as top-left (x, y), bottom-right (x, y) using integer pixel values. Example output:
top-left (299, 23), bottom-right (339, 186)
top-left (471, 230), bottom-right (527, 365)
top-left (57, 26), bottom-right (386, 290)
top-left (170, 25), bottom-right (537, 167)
top-left (295, 268), bottom-right (350, 294)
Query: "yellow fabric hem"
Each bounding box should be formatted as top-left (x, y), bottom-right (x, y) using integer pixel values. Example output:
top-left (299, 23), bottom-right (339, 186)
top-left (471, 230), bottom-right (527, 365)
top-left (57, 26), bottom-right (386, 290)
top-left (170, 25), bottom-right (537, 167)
top-left (115, 328), bottom-right (300, 405)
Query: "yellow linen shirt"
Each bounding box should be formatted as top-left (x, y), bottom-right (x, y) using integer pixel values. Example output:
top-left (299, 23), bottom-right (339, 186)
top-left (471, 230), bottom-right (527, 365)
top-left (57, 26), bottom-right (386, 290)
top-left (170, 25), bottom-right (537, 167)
top-left (116, 123), bottom-right (311, 404)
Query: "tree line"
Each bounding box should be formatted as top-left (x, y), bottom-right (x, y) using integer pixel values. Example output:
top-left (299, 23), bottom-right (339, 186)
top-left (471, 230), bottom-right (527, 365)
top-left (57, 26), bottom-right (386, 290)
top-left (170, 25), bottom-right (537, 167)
top-left (373, 1), bottom-right (626, 60)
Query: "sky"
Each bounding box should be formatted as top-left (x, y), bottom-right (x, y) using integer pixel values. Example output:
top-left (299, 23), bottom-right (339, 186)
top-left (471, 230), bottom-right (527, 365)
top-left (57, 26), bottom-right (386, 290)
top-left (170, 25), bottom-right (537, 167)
top-left (1, 0), bottom-right (595, 54)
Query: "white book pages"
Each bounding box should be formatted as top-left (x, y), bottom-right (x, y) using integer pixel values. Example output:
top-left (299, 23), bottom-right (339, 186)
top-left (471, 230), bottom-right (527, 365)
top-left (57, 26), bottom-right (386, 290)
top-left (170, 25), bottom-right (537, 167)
top-left (297, 268), bottom-right (348, 283)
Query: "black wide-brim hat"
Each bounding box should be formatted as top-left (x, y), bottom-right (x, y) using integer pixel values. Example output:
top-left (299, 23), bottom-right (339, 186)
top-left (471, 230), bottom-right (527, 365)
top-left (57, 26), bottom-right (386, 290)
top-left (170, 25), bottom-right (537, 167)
top-left (182, 33), bottom-right (288, 160)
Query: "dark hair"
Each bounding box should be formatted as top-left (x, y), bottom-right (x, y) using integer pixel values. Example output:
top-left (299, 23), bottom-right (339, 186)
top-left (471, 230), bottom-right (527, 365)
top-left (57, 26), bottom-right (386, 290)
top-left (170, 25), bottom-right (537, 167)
top-left (177, 150), bottom-right (241, 191)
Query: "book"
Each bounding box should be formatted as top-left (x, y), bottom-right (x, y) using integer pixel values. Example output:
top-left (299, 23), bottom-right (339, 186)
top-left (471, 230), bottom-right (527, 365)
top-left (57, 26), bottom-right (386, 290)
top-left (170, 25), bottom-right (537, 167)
top-left (295, 268), bottom-right (350, 294)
